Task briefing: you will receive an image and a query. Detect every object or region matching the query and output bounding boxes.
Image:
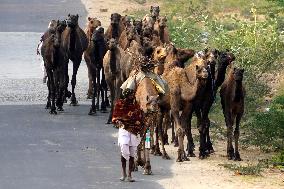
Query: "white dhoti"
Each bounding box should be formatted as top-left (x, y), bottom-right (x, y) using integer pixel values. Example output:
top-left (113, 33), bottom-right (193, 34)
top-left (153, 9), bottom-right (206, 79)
top-left (118, 128), bottom-right (141, 160)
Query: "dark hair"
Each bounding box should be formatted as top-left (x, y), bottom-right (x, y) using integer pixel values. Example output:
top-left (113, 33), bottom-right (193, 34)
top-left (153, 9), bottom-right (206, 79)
top-left (122, 88), bottom-right (135, 99)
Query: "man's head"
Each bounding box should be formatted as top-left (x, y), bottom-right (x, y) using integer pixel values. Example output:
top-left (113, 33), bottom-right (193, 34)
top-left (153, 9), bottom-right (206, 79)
top-left (122, 88), bottom-right (135, 100)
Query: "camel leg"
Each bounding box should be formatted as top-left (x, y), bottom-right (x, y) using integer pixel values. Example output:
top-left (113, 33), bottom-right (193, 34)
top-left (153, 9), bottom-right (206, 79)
top-left (158, 113), bottom-right (170, 159)
top-left (225, 112), bottom-right (234, 160)
top-left (89, 70), bottom-right (97, 115)
top-left (163, 112), bottom-right (170, 145)
top-left (106, 79), bottom-right (114, 124)
top-left (154, 124), bottom-right (162, 156)
top-left (186, 110), bottom-right (196, 157)
top-left (172, 108), bottom-right (185, 162)
top-left (70, 60), bottom-right (81, 106)
top-left (45, 79), bottom-right (51, 109)
top-left (86, 64), bottom-right (93, 99)
top-left (196, 109), bottom-right (207, 159)
top-left (47, 70), bottom-right (57, 115)
top-left (100, 68), bottom-right (109, 110)
top-left (95, 69), bottom-right (101, 111)
top-left (205, 117), bottom-right (214, 154)
top-left (234, 113), bottom-right (242, 161)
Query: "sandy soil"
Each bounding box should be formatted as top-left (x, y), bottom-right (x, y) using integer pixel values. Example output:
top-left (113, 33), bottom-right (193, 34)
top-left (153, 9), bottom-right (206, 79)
top-left (79, 0), bottom-right (284, 188)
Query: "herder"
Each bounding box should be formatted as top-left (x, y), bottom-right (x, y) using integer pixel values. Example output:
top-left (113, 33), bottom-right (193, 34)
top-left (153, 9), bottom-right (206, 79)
top-left (112, 88), bottom-right (144, 182)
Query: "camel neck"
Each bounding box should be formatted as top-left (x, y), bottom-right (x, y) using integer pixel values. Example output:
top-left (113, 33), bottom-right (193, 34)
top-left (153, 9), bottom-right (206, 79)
top-left (110, 48), bottom-right (117, 74)
top-left (234, 80), bottom-right (243, 102)
top-left (111, 24), bottom-right (119, 39)
top-left (215, 63), bottom-right (228, 90)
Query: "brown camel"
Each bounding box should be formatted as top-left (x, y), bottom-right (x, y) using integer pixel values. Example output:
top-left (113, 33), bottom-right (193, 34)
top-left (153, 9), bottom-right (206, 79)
top-left (61, 14), bottom-right (88, 105)
top-left (142, 6), bottom-right (160, 29)
top-left (103, 38), bottom-right (123, 124)
top-left (153, 44), bottom-right (208, 162)
top-left (153, 16), bottom-right (170, 44)
top-left (41, 20), bottom-right (67, 113)
top-left (84, 17), bottom-right (101, 99)
top-left (220, 67), bottom-right (245, 161)
top-left (105, 13), bottom-right (125, 41)
top-left (118, 25), bottom-right (141, 50)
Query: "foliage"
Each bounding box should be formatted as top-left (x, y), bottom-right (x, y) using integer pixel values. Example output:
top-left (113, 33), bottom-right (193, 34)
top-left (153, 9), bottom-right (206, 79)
top-left (219, 163), bottom-right (264, 176)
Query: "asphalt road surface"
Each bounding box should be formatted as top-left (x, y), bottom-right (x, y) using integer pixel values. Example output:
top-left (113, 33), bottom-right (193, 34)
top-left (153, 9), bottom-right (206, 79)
top-left (0, 104), bottom-right (173, 189)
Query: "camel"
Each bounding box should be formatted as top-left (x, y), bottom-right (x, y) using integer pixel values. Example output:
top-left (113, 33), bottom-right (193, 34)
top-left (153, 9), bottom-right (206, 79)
top-left (153, 16), bottom-right (170, 44)
top-left (220, 67), bottom-right (245, 161)
top-left (92, 27), bottom-right (109, 113)
top-left (133, 19), bottom-right (143, 36)
top-left (41, 34), bottom-right (59, 114)
top-left (105, 13), bottom-right (125, 41)
top-left (152, 44), bottom-right (208, 161)
top-left (61, 14), bottom-right (88, 105)
top-left (142, 6), bottom-right (160, 29)
top-left (118, 25), bottom-right (141, 50)
top-left (103, 38), bottom-right (123, 124)
top-left (120, 40), bottom-right (144, 82)
top-left (84, 17), bottom-right (102, 99)
top-left (41, 20), bottom-right (67, 114)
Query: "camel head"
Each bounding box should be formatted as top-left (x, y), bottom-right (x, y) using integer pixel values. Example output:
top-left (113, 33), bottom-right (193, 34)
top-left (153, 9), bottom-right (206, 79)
top-left (142, 15), bottom-right (155, 29)
top-left (56, 20), bottom-right (67, 33)
top-left (108, 38), bottom-right (118, 50)
top-left (133, 19), bottom-right (142, 35)
top-left (67, 14), bottom-right (79, 28)
top-left (153, 46), bottom-right (168, 63)
top-left (145, 95), bottom-right (160, 113)
top-left (121, 15), bottom-right (131, 28)
top-left (196, 65), bottom-right (209, 80)
top-left (218, 50), bottom-right (235, 67)
top-left (48, 20), bottom-right (57, 30)
top-left (177, 48), bottom-right (195, 65)
top-left (150, 6), bottom-right (160, 19)
top-left (126, 26), bottom-right (137, 42)
top-left (87, 17), bottom-right (101, 30)
top-left (92, 26), bottom-right (104, 42)
top-left (157, 16), bottom-right (167, 28)
top-left (110, 13), bottom-right (122, 26)
top-left (204, 49), bottom-right (219, 65)
top-left (233, 67), bottom-right (244, 81)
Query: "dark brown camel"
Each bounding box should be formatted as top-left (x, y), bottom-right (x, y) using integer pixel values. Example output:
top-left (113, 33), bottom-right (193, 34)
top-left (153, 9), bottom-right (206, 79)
top-left (84, 17), bottom-right (101, 99)
top-left (118, 25), bottom-right (141, 50)
top-left (103, 38), bottom-right (123, 124)
top-left (105, 13), bottom-right (124, 41)
top-left (220, 67), bottom-right (245, 161)
top-left (62, 14), bottom-right (88, 105)
top-left (41, 20), bottom-right (67, 114)
top-left (153, 16), bottom-right (170, 44)
top-left (92, 27), bottom-right (108, 113)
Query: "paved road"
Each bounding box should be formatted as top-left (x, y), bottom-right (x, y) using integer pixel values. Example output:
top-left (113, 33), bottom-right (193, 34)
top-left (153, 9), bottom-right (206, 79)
top-left (0, 0), bottom-right (87, 32)
top-left (0, 104), bottom-right (172, 189)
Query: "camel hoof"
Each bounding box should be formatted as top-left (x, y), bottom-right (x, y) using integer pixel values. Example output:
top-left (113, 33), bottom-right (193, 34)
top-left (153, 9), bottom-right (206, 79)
top-left (187, 152), bottom-right (196, 157)
top-left (88, 111), bottom-right (96, 116)
top-left (45, 103), bottom-right (51, 109)
top-left (100, 109), bottom-right (108, 113)
top-left (86, 94), bottom-right (92, 99)
top-left (136, 159), bottom-right (145, 167)
top-left (70, 101), bottom-right (78, 106)
top-left (234, 152), bottom-right (242, 161)
top-left (57, 107), bottom-right (64, 111)
top-left (106, 121), bottom-right (112, 124)
top-left (143, 169), bottom-right (152, 175)
top-left (162, 154), bottom-right (171, 160)
top-left (49, 110), bottom-right (57, 115)
top-left (183, 156), bottom-right (190, 161)
top-left (154, 150), bottom-right (162, 156)
top-left (209, 149), bottom-right (215, 154)
top-left (176, 158), bottom-right (183, 162)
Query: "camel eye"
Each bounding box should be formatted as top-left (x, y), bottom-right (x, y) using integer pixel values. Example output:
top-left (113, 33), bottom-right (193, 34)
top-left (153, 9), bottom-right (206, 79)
top-left (90, 21), bottom-right (93, 24)
top-left (157, 50), bottom-right (161, 54)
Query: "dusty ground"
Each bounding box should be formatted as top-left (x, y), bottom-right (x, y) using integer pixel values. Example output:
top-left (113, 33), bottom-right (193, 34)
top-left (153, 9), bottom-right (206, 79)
top-left (79, 0), bottom-right (284, 188)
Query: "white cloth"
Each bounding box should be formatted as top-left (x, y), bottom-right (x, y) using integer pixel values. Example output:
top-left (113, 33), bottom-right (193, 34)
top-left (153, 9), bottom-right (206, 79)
top-left (118, 128), bottom-right (141, 160)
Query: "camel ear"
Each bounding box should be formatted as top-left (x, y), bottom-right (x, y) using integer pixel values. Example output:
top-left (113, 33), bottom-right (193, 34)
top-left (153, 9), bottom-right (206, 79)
top-left (76, 14), bottom-right (79, 18)
top-left (88, 17), bottom-right (91, 21)
top-left (68, 13), bottom-right (70, 17)
top-left (196, 65), bottom-right (199, 70)
top-left (150, 6), bottom-right (153, 11)
top-left (146, 95), bottom-right (149, 101)
top-left (240, 68), bottom-right (245, 73)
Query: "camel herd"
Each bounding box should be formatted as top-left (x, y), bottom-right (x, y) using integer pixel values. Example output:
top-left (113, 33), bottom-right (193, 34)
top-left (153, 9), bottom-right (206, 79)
top-left (40, 5), bottom-right (245, 174)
